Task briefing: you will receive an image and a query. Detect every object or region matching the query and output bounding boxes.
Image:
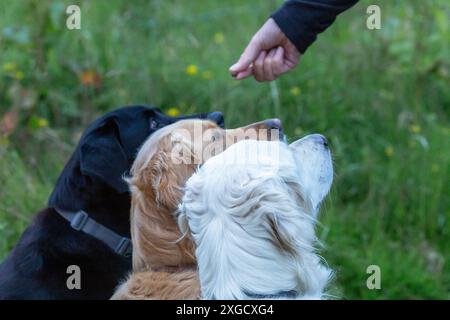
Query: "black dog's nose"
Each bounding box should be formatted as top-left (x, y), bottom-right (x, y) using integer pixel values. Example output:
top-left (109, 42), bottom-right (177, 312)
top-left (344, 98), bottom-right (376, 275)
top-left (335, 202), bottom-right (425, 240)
top-left (207, 111), bottom-right (225, 128)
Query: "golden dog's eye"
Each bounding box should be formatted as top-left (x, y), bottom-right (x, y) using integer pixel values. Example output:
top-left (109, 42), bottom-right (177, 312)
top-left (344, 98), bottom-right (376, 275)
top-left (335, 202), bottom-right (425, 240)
top-left (212, 131), bottom-right (224, 142)
top-left (211, 132), bottom-right (222, 142)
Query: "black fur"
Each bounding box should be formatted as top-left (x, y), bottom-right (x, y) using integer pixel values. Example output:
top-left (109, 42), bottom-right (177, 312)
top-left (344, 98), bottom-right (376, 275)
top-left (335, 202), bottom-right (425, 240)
top-left (0, 105), bottom-right (224, 299)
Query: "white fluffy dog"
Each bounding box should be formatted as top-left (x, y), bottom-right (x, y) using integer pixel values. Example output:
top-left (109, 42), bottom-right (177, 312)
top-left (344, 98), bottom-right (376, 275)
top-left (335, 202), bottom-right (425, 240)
top-left (177, 134), bottom-right (334, 300)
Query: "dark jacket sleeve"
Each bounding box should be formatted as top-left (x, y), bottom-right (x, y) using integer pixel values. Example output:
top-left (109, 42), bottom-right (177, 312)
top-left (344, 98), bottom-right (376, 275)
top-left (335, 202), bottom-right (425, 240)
top-left (271, 0), bottom-right (359, 54)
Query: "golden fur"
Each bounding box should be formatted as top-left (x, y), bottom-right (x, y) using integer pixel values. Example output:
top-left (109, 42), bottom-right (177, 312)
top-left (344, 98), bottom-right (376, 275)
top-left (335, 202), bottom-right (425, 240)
top-left (112, 119), bottom-right (276, 299)
top-left (111, 269), bottom-right (200, 300)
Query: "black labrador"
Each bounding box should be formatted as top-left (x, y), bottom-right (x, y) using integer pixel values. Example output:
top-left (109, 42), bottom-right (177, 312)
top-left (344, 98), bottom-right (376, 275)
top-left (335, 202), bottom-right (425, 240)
top-left (0, 105), bottom-right (224, 299)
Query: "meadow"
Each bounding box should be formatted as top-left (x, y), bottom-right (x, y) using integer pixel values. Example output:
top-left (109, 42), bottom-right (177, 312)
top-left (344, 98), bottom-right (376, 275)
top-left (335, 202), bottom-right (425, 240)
top-left (0, 0), bottom-right (448, 299)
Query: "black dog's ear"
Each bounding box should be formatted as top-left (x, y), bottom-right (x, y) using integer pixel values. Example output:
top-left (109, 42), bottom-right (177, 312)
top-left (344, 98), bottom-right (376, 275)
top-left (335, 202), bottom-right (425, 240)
top-left (80, 122), bottom-right (130, 193)
top-left (206, 111), bottom-right (224, 128)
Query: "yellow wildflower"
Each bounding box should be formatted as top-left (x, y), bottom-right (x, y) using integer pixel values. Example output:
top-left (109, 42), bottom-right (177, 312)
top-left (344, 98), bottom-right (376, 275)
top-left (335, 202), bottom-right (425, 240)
top-left (385, 146), bottom-right (394, 157)
top-left (201, 70), bottom-right (212, 80)
top-left (409, 124), bottom-right (421, 134)
top-left (290, 86), bottom-right (301, 97)
top-left (15, 71), bottom-right (24, 80)
top-left (167, 107), bottom-right (180, 117)
top-left (36, 117), bottom-right (49, 128)
top-left (185, 65), bottom-right (198, 76)
top-left (214, 32), bottom-right (225, 44)
top-left (2, 62), bottom-right (16, 72)
top-left (28, 116), bottom-right (49, 130)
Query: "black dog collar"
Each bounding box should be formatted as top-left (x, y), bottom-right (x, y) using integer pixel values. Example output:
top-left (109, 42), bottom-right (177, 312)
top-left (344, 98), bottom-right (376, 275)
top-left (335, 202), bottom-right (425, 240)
top-left (55, 208), bottom-right (132, 257)
top-left (244, 290), bottom-right (299, 299)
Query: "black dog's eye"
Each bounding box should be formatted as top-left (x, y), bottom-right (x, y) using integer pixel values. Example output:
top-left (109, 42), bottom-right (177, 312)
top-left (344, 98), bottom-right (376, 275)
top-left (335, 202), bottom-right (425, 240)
top-left (150, 119), bottom-right (158, 129)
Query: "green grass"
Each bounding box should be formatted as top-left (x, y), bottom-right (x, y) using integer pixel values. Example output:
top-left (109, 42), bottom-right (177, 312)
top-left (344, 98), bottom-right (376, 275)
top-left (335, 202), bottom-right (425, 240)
top-left (0, 0), bottom-right (449, 299)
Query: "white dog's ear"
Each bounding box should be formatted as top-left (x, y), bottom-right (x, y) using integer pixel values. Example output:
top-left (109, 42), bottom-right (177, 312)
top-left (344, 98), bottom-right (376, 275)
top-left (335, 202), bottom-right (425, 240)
top-left (266, 213), bottom-right (298, 256)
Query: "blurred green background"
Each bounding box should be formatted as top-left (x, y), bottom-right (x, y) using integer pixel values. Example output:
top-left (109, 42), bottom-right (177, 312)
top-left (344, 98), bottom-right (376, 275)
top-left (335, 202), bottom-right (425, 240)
top-left (0, 0), bottom-right (448, 299)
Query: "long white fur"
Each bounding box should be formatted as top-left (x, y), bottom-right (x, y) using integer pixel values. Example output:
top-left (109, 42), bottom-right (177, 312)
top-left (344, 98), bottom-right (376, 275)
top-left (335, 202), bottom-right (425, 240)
top-left (178, 138), bottom-right (333, 300)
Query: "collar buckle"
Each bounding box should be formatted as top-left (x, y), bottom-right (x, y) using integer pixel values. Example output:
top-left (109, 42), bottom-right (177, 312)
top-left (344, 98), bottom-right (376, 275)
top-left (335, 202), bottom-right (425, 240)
top-left (115, 237), bottom-right (132, 257)
top-left (70, 211), bottom-right (89, 231)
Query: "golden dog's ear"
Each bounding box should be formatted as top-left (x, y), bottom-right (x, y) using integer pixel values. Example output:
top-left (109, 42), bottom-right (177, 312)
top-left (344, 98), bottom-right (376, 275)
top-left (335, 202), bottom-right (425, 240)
top-left (145, 150), bottom-right (182, 209)
top-left (146, 134), bottom-right (197, 209)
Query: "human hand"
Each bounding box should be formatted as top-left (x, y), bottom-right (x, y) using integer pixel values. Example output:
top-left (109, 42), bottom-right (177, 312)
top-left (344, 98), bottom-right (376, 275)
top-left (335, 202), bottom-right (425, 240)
top-left (229, 18), bottom-right (301, 82)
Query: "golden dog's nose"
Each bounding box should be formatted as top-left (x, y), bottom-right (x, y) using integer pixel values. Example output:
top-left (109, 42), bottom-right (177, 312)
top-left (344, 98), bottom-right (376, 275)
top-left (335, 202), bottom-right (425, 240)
top-left (264, 118), bottom-right (284, 141)
top-left (236, 118), bottom-right (285, 141)
top-left (263, 118), bottom-right (282, 130)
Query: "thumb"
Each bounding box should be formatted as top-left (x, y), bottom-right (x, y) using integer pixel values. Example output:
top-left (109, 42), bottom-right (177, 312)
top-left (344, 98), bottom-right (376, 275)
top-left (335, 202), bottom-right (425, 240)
top-left (229, 38), bottom-right (262, 74)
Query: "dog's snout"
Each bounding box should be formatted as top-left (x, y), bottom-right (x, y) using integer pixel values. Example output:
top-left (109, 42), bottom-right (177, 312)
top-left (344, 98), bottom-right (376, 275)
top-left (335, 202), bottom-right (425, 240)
top-left (310, 134), bottom-right (329, 148)
top-left (264, 118), bottom-right (284, 141)
top-left (207, 111), bottom-right (225, 128)
top-left (264, 118), bottom-right (282, 130)
top-left (237, 118), bottom-right (285, 141)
